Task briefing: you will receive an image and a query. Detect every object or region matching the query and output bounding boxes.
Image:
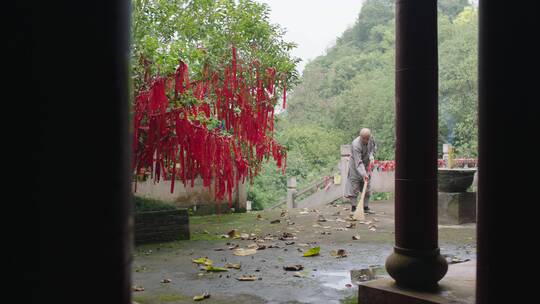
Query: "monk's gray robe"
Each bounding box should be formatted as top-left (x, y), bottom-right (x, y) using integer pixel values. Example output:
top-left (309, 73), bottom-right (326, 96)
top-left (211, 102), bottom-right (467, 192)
top-left (344, 136), bottom-right (377, 207)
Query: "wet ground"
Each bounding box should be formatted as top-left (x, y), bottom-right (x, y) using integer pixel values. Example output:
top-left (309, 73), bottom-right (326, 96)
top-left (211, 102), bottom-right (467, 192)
top-left (132, 199), bottom-right (476, 304)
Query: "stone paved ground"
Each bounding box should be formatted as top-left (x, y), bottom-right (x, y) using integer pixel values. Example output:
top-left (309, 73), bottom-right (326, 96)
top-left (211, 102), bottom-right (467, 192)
top-left (132, 199), bottom-right (476, 304)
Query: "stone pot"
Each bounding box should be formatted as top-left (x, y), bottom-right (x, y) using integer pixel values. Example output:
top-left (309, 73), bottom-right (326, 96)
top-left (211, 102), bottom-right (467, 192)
top-left (437, 168), bottom-right (476, 192)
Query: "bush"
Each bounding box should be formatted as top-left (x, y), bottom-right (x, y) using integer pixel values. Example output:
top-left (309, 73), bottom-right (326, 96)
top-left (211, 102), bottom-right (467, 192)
top-left (372, 192), bottom-right (392, 201)
top-left (133, 196), bottom-right (177, 213)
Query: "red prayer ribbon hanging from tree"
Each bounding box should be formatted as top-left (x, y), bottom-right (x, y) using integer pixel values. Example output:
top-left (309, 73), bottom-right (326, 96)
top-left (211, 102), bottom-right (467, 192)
top-left (132, 47), bottom-right (287, 207)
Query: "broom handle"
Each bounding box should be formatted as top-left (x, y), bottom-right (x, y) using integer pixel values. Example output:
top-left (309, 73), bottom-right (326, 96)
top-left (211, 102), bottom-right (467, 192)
top-left (359, 179), bottom-right (368, 205)
top-left (360, 161), bottom-right (373, 203)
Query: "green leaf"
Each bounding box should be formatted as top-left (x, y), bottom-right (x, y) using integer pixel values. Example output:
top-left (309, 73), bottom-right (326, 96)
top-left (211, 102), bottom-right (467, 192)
top-left (204, 265), bottom-right (229, 272)
top-left (192, 257), bottom-right (213, 266)
top-left (303, 246), bottom-right (320, 257)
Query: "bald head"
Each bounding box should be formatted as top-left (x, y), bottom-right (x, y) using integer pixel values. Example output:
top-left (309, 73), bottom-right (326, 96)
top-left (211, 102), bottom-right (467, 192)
top-left (359, 128), bottom-right (371, 144)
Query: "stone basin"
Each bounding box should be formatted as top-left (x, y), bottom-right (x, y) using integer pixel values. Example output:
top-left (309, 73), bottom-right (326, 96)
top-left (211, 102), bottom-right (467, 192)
top-left (438, 168), bottom-right (477, 192)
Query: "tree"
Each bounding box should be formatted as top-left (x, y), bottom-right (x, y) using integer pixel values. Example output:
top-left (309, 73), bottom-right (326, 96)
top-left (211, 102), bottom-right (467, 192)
top-left (248, 0), bottom-right (479, 208)
top-left (130, 0), bottom-right (301, 205)
top-left (131, 0), bottom-right (300, 89)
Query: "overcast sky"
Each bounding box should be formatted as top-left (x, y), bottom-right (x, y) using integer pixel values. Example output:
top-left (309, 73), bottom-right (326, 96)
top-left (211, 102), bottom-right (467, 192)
top-left (255, 0), bottom-right (365, 74)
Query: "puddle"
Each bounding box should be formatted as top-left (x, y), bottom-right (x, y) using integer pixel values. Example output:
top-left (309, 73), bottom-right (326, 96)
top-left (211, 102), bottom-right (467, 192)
top-left (315, 265), bottom-right (389, 290)
top-left (315, 271), bottom-right (352, 290)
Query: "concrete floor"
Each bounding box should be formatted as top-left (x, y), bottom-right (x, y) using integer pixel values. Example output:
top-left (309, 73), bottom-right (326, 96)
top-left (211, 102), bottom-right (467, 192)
top-left (358, 260), bottom-right (475, 304)
top-left (132, 199), bottom-right (476, 304)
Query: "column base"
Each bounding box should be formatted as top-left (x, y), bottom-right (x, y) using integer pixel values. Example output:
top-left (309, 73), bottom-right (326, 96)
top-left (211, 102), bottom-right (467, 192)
top-left (386, 246), bottom-right (448, 290)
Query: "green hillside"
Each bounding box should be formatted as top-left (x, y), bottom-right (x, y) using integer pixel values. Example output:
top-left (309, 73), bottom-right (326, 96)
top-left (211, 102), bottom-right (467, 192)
top-left (249, 0), bottom-right (478, 209)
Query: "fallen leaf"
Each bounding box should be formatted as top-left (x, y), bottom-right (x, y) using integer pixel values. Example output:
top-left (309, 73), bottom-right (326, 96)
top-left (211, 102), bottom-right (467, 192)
top-left (352, 235), bottom-right (361, 240)
top-left (303, 246), bottom-right (320, 257)
top-left (330, 249), bottom-right (347, 258)
top-left (279, 232), bottom-right (296, 240)
top-left (236, 275), bottom-right (257, 281)
top-left (248, 243), bottom-right (266, 250)
top-left (351, 268), bottom-right (377, 283)
top-left (449, 257), bottom-right (471, 264)
top-left (285, 241), bottom-right (295, 245)
top-left (283, 264), bottom-right (304, 271)
top-left (346, 223), bottom-right (356, 229)
top-left (270, 219), bottom-right (280, 224)
top-left (256, 214), bottom-right (263, 220)
top-left (160, 278), bottom-right (172, 283)
top-left (318, 215), bottom-right (327, 222)
top-left (227, 229), bottom-right (240, 239)
top-left (132, 285), bottom-right (145, 292)
top-left (204, 265), bottom-right (228, 272)
top-left (233, 248), bottom-right (258, 256)
top-left (228, 244), bottom-right (239, 250)
top-left (280, 210), bottom-right (287, 217)
top-left (192, 257), bottom-right (213, 266)
top-left (224, 263), bottom-right (241, 269)
top-left (193, 292), bottom-right (210, 301)
top-left (214, 248), bottom-right (224, 251)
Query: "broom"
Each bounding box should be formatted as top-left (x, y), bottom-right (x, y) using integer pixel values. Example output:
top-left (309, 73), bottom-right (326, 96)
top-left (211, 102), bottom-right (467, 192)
top-left (352, 180), bottom-right (367, 220)
top-left (353, 162), bottom-right (374, 220)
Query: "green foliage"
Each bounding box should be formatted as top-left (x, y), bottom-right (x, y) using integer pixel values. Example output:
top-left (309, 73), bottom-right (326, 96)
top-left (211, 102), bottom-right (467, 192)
top-left (131, 0), bottom-right (300, 89)
top-left (438, 6), bottom-right (478, 158)
top-left (248, 124), bottom-right (346, 209)
top-left (249, 0), bottom-right (478, 209)
top-left (133, 195), bottom-right (177, 212)
top-left (372, 192), bottom-right (392, 201)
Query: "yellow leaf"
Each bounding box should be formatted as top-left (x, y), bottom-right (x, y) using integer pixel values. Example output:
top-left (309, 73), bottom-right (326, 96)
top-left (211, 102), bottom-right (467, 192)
top-left (204, 265), bottom-right (228, 272)
top-left (303, 246), bottom-right (320, 257)
top-left (236, 275), bottom-right (257, 281)
top-left (192, 257), bottom-right (213, 266)
top-left (224, 263), bottom-right (241, 269)
top-left (233, 248), bottom-right (258, 256)
top-left (193, 293), bottom-right (210, 301)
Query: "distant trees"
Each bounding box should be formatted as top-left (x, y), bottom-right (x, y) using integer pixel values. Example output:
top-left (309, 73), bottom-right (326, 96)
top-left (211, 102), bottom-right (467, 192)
top-left (249, 0), bottom-right (479, 208)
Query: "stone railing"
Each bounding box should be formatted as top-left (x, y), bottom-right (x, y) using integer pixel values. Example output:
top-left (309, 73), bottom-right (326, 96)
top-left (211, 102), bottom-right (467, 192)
top-left (269, 144), bottom-right (478, 209)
